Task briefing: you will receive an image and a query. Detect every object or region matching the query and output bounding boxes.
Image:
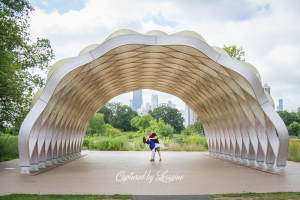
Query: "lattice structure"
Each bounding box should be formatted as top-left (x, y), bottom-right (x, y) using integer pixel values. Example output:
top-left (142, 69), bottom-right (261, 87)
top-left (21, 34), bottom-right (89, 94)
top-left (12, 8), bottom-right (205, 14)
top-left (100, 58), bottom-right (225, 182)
top-left (18, 30), bottom-right (289, 174)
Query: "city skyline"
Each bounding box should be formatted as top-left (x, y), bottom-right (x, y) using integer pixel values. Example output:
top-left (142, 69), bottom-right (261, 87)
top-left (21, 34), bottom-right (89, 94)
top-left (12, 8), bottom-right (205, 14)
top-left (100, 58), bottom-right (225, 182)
top-left (110, 89), bottom-right (186, 111)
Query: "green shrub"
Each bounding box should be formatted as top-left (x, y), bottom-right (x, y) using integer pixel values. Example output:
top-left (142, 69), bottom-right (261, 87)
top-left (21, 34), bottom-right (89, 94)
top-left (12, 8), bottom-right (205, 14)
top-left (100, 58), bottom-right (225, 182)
top-left (0, 136), bottom-right (19, 162)
top-left (102, 124), bottom-right (121, 137)
top-left (82, 137), bottom-right (90, 147)
top-left (164, 124), bottom-right (175, 137)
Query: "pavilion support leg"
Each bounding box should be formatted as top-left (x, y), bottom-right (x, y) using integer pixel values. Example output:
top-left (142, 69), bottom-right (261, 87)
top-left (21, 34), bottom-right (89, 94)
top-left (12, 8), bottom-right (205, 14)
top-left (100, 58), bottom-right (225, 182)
top-left (224, 140), bottom-right (229, 159)
top-left (235, 141), bottom-right (241, 162)
top-left (30, 144), bottom-right (39, 171)
top-left (241, 142), bottom-right (248, 164)
top-left (52, 142), bottom-right (58, 164)
top-left (45, 143), bottom-right (52, 166)
top-left (248, 141), bottom-right (256, 166)
top-left (57, 143), bottom-right (62, 162)
top-left (229, 141), bottom-right (235, 160)
top-left (20, 167), bottom-right (30, 174)
top-left (277, 166), bottom-right (286, 172)
top-left (62, 141), bottom-right (67, 161)
top-left (257, 141), bottom-right (265, 168)
top-left (266, 140), bottom-right (275, 170)
top-left (212, 140), bottom-right (216, 156)
top-left (38, 143), bottom-right (46, 168)
top-left (215, 140), bottom-right (219, 156)
top-left (66, 142), bottom-right (70, 159)
top-left (219, 141), bottom-right (224, 157)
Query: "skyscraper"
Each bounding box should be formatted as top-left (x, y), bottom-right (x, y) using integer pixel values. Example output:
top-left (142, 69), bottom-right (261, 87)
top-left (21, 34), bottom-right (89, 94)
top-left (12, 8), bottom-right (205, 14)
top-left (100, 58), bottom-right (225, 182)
top-left (151, 94), bottom-right (158, 110)
top-left (132, 90), bottom-right (143, 111)
top-left (145, 102), bottom-right (150, 110)
top-left (167, 100), bottom-right (172, 107)
top-left (129, 99), bottom-right (133, 108)
top-left (263, 83), bottom-right (271, 94)
top-left (277, 98), bottom-right (283, 111)
top-left (183, 104), bottom-right (198, 127)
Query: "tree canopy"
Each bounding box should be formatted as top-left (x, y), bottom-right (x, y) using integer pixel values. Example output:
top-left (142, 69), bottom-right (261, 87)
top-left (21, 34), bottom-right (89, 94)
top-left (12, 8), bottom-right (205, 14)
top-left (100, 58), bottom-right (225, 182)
top-left (148, 106), bottom-right (184, 133)
top-left (98, 102), bottom-right (138, 132)
top-left (277, 108), bottom-right (300, 136)
top-left (130, 114), bottom-right (173, 137)
top-left (0, 0), bottom-right (55, 131)
top-left (223, 45), bottom-right (245, 61)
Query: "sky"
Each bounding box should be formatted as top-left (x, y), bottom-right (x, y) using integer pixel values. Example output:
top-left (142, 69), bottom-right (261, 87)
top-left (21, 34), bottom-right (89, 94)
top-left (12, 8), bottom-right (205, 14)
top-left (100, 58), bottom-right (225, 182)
top-left (27, 0), bottom-right (300, 112)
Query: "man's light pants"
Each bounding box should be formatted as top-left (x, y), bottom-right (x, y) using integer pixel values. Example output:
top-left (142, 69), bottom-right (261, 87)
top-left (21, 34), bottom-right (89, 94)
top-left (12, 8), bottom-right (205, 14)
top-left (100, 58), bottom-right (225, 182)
top-left (151, 144), bottom-right (166, 159)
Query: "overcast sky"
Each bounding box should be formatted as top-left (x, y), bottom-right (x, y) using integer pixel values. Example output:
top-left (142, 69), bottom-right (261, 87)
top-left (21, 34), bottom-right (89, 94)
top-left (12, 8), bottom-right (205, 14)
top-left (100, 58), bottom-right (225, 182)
top-left (28, 0), bottom-right (300, 112)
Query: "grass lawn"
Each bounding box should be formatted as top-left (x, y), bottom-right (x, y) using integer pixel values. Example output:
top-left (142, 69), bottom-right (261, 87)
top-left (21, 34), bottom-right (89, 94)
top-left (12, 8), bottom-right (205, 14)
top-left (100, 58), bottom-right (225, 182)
top-left (0, 194), bottom-right (132, 200)
top-left (2, 193), bottom-right (300, 199)
top-left (289, 135), bottom-right (299, 139)
top-left (209, 192), bottom-right (300, 199)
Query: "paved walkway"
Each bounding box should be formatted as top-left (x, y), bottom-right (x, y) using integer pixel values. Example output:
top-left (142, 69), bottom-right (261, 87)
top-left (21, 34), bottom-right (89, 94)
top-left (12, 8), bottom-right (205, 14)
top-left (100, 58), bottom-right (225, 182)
top-left (0, 151), bottom-right (300, 196)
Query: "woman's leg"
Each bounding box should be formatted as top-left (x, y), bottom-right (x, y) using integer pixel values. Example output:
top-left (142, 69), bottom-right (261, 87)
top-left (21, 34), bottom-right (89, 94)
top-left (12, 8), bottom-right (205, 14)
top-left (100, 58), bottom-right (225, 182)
top-left (151, 148), bottom-right (155, 160)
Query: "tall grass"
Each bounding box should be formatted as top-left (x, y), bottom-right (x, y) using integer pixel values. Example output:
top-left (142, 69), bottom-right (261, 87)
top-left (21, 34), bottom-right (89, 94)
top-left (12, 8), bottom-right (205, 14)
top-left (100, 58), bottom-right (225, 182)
top-left (287, 140), bottom-right (300, 162)
top-left (82, 134), bottom-right (208, 152)
top-left (0, 136), bottom-right (19, 162)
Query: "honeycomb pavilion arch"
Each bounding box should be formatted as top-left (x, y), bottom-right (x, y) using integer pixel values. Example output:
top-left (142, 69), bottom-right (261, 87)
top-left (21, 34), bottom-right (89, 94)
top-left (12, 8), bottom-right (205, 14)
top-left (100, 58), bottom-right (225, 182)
top-left (18, 29), bottom-right (289, 174)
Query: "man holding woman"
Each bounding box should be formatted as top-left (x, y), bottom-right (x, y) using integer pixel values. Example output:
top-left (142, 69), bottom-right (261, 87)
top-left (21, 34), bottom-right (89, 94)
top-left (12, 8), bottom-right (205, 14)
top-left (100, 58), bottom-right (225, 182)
top-left (143, 130), bottom-right (168, 162)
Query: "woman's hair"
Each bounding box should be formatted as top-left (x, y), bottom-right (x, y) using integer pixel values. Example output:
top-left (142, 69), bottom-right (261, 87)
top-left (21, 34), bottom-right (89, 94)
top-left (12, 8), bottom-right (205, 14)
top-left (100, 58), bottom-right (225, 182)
top-left (143, 136), bottom-right (147, 144)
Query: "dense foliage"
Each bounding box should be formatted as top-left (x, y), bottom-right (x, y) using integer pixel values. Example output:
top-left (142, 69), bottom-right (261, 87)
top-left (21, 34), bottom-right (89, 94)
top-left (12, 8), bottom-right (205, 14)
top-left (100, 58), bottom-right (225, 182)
top-left (0, 134), bottom-right (18, 161)
top-left (148, 106), bottom-right (184, 133)
top-left (86, 113), bottom-right (121, 137)
top-left (277, 108), bottom-right (300, 136)
top-left (0, 0), bottom-right (55, 131)
top-left (98, 102), bottom-right (138, 132)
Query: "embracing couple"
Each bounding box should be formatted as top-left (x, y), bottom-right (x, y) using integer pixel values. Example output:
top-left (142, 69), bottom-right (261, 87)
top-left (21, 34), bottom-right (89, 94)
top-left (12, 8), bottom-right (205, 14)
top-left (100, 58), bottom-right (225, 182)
top-left (142, 130), bottom-right (168, 162)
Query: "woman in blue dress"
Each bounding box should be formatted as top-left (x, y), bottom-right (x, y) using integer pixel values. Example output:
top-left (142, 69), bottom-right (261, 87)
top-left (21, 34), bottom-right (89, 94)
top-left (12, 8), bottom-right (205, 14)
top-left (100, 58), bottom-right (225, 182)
top-left (143, 136), bottom-right (168, 162)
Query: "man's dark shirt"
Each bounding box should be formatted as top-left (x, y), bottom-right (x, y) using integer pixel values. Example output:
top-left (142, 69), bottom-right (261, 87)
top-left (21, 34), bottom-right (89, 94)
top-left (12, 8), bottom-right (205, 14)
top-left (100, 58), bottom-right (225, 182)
top-left (150, 133), bottom-right (159, 143)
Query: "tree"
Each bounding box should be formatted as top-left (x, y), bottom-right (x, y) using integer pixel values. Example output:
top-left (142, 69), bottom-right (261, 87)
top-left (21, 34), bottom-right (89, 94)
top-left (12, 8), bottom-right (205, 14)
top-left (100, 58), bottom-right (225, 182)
top-left (193, 117), bottom-right (205, 136)
top-left (130, 114), bottom-right (152, 132)
top-left (288, 121), bottom-right (300, 136)
top-left (98, 102), bottom-right (138, 131)
top-left (0, 0), bottom-right (55, 131)
top-left (277, 110), bottom-right (296, 127)
top-left (147, 118), bottom-right (168, 137)
top-left (223, 45), bottom-right (245, 61)
top-left (148, 106), bottom-right (184, 133)
top-left (86, 113), bottom-right (105, 135)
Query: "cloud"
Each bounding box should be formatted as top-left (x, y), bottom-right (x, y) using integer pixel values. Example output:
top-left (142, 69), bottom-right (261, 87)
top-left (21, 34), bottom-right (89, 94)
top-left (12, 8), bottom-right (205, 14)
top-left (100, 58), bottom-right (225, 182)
top-left (41, 1), bottom-right (48, 7)
top-left (27, 0), bottom-right (300, 111)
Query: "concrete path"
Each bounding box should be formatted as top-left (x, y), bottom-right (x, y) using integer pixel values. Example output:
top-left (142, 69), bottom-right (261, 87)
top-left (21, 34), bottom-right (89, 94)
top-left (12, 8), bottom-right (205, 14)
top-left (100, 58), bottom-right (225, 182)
top-left (0, 151), bottom-right (300, 196)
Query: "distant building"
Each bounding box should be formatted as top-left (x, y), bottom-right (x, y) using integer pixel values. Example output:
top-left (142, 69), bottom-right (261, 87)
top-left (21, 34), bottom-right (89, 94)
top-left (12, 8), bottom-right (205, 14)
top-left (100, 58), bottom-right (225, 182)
top-left (183, 104), bottom-right (198, 127)
top-left (151, 94), bottom-right (158, 110)
top-left (167, 100), bottom-right (172, 107)
top-left (277, 99), bottom-right (283, 111)
top-left (129, 99), bottom-right (133, 108)
top-left (263, 83), bottom-right (271, 94)
top-left (160, 103), bottom-right (167, 107)
top-left (132, 90), bottom-right (143, 111)
top-left (180, 110), bottom-right (184, 116)
top-left (137, 107), bottom-right (149, 117)
top-left (145, 102), bottom-right (151, 110)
